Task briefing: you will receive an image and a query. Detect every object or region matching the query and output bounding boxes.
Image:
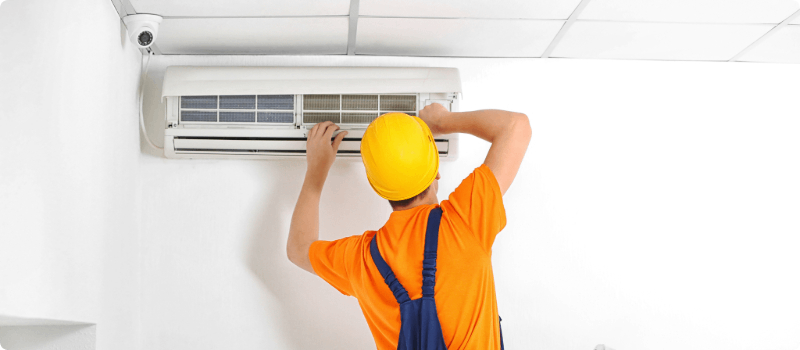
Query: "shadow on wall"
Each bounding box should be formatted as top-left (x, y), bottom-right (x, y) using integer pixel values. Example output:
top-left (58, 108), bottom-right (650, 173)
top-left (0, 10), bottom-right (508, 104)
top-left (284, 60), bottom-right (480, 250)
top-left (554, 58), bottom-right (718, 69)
top-left (245, 161), bottom-right (373, 349)
top-left (0, 325), bottom-right (96, 350)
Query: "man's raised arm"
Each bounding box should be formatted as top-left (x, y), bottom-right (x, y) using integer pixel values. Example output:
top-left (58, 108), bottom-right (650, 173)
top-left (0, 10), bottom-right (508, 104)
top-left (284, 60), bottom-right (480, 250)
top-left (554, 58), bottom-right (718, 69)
top-left (419, 103), bottom-right (531, 195)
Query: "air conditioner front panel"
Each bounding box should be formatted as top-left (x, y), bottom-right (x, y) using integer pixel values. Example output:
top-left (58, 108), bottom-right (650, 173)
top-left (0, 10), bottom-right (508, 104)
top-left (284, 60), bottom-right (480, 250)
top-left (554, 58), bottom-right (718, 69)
top-left (161, 67), bottom-right (462, 98)
top-left (161, 67), bottom-right (461, 160)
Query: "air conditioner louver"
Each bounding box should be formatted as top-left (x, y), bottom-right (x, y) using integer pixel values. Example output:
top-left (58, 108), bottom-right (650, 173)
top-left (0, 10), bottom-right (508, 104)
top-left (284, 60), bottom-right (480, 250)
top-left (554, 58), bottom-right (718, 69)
top-left (171, 136), bottom-right (449, 157)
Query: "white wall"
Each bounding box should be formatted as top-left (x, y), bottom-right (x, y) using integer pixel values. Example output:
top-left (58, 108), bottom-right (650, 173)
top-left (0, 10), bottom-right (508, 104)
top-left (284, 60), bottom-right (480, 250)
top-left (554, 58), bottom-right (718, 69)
top-left (0, 0), bottom-right (142, 349)
top-left (139, 56), bottom-right (800, 350)
top-left (0, 325), bottom-right (96, 350)
top-left (1, 1), bottom-right (798, 347)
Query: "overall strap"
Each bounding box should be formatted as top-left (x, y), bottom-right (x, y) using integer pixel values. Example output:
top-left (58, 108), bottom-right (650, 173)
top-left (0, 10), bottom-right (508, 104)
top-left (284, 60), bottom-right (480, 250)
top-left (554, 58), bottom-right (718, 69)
top-left (421, 207), bottom-right (443, 298)
top-left (370, 235), bottom-right (411, 304)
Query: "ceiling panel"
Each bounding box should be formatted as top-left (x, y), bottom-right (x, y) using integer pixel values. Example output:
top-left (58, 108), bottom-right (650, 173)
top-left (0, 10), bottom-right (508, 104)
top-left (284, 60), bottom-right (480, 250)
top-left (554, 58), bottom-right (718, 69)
top-left (579, 0), bottom-right (799, 24)
top-left (157, 18), bottom-right (349, 55)
top-left (129, 0), bottom-right (350, 17)
top-left (356, 18), bottom-right (564, 57)
top-left (737, 25), bottom-right (800, 63)
top-left (359, 0), bottom-right (583, 20)
top-left (551, 22), bottom-right (772, 61)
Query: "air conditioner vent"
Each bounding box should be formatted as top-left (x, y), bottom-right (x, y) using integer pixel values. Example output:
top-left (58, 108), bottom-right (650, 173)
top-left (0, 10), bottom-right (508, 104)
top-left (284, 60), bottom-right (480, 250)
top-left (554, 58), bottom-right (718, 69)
top-left (220, 111), bottom-right (255, 123)
top-left (342, 95), bottom-right (378, 110)
top-left (180, 95), bottom-right (296, 124)
top-left (181, 110), bottom-right (217, 122)
top-left (341, 113), bottom-right (379, 124)
top-left (380, 95), bottom-right (416, 111)
top-left (258, 112), bottom-right (293, 123)
top-left (181, 96), bottom-right (217, 109)
top-left (258, 95), bottom-right (294, 110)
top-left (220, 95), bottom-right (255, 109)
top-left (304, 95), bottom-right (339, 110)
top-left (304, 112), bottom-right (340, 124)
top-left (300, 94), bottom-right (417, 125)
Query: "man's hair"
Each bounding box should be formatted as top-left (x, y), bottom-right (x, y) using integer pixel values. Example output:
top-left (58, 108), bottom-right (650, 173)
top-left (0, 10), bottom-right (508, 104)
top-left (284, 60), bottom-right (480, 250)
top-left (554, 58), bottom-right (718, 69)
top-left (388, 185), bottom-right (431, 210)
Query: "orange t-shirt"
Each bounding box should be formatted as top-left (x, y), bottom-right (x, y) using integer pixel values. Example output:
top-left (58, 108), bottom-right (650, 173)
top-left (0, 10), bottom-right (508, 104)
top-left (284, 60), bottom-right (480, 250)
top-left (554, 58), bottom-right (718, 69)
top-left (309, 164), bottom-right (507, 350)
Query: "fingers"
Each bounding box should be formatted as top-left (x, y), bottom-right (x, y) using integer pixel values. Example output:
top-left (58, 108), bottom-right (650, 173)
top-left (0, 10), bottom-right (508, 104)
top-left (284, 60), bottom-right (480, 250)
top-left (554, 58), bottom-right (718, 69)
top-left (322, 123), bottom-right (340, 141)
top-left (309, 121), bottom-right (334, 139)
top-left (332, 131), bottom-right (348, 152)
top-left (308, 122), bottom-right (320, 138)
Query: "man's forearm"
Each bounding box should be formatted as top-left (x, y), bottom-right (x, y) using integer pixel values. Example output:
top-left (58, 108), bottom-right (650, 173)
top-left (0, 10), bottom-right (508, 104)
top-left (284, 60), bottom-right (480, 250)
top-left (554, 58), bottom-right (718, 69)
top-left (287, 172), bottom-right (324, 274)
top-left (435, 108), bottom-right (530, 195)
top-left (439, 109), bottom-right (524, 143)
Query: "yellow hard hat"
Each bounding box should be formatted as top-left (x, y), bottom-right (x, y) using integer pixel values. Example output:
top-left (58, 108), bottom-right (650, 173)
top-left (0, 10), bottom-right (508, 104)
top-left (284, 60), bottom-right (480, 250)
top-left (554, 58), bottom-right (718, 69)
top-left (360, 113), bottom-right (439, 201)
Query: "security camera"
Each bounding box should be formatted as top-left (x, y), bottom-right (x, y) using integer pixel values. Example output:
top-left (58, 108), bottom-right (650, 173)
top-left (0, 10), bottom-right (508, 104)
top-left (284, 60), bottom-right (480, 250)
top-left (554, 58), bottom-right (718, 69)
top-left (123, 14), bottom-right (162, 49)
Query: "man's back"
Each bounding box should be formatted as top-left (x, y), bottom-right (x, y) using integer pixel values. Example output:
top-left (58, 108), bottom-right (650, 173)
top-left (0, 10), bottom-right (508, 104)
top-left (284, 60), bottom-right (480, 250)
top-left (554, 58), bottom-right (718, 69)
top-left (310, 165), bottom-right (506, 350)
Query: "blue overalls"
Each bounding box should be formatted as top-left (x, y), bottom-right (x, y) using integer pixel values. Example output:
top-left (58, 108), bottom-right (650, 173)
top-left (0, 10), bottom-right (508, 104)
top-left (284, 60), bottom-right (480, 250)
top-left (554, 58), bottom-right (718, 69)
top-left (370, 207), bottom-right (505, 350)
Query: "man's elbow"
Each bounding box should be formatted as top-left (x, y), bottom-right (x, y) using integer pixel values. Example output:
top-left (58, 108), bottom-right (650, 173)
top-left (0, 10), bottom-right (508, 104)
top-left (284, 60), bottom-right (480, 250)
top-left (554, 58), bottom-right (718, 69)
top-left (512, 113), bottom-right (532, 141)
top-left (286, 241), bottom-right (300, 266)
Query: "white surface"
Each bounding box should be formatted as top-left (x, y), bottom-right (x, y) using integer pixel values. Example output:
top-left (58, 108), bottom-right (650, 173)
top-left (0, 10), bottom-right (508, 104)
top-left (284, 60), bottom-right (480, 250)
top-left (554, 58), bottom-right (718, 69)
top-left (161, 66), bottom-right (462, 97)
top-left (137, 54), bottom-right (800, 350)
top-left (551, 21), bottom-right (772, 61)
top-left (113, 0), bottom-right (800, 62)
top-left (128, 0), bottom-right (350, 17)
top-left (0, 325), bottom-right (95, 350)
top-left (0, 316), bottom-right (90, 327)
top-left (359, 0), bottom-right (583, 20)
top-left (356, 18), bottom-right (564, 57)
top-left (737, 25), bottom-right (800, 63)
top-left (580, 0), bottom-right (800, 24)
top-left (793, 16), bottom-right (800, 24)
top-left (157, 18), bottom-right (349, 55)
top-left (0, 0), bottom-right (142, 349)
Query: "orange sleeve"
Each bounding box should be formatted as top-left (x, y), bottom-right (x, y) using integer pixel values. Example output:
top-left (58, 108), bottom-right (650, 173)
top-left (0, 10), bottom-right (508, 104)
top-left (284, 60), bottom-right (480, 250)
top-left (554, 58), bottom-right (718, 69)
top-left (308, 236), bottom-right (360, 296)
top-left (444, 164), bottom-right (507, 251)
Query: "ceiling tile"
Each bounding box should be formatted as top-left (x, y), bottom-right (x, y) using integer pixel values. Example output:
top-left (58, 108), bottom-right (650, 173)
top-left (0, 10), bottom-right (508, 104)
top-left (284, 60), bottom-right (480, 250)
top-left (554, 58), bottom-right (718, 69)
top-left (579, 0), bottom-right (799, 24)
top-left (550, 22), bottom-right (772, 61)
top-left (359, 0), bottom-right (583, 20)
top-left (737, 25), bottom-right (800, 63)
top-left (157, 18), bottom-right (349, 55)
top-left (792, 15), bottom-right (800, 25)
top-left (356, 18), bottom-right (564, 57)
top-left (128, 0), bottom-right (350, 17)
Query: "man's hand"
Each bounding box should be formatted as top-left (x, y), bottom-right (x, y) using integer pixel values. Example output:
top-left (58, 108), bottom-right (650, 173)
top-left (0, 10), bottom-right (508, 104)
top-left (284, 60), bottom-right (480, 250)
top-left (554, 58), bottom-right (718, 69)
top-left (306, 121), bottom-right (348, 184)
top-left (418, 103), bottom-right (451, 136)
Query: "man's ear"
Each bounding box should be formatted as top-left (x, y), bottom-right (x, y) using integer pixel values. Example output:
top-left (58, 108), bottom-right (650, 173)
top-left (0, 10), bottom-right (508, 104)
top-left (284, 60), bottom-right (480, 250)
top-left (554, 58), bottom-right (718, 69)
top-left (435, 172), bottom-right (441, 180)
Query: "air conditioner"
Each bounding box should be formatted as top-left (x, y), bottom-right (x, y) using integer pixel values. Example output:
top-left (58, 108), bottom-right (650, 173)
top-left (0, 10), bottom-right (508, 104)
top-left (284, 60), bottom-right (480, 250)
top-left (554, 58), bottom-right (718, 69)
top-left (161, 66), bottom-right (462, 159)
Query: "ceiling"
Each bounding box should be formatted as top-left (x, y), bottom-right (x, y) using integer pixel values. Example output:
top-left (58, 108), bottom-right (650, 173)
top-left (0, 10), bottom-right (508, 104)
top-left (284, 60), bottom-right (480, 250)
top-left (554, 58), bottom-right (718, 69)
top-left (111, 0), bottom-right (800, 63)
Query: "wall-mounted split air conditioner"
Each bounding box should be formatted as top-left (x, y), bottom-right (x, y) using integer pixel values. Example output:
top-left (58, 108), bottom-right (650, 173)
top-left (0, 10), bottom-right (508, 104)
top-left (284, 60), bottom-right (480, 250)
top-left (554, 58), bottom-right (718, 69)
top-left (160, 66), bottom-right (462, 159)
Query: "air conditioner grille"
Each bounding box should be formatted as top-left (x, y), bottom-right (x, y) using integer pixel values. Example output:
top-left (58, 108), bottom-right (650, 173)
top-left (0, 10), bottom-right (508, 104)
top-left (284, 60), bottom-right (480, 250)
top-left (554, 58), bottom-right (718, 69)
top-left (380, 95), bottom-right (416, 111)
top-left (178, 94), bottom-right (419, 126)
top-left (341, 113), bottom-right (379, 124)
top-left (181, 110), bottom-right (217, 122)
top-left (304, 95), bottom-right (340, 110)
top-left (258, 95), bottom-right (294, 110)
top-left (304, 112), bottom-right (340, 124)
top-left (220, 95), bottom-right (255, 109)
top-left (258, 112), bottom-right (294, 123)
top-left (300, 94), bottom-right (417, 125)
top-left (181, 96), bottom-right (217, 109)
top-left (179, 95), bottom-right (295, 124)
top-left (220, 111), bottom-right (255, 123)
top-left (342, 95), bottom-right (378, 110)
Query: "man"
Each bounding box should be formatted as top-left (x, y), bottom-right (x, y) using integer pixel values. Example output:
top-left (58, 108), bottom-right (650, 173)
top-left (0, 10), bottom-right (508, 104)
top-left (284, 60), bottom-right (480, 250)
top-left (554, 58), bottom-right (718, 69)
top-left (287, 102), bottom-right (531, 349)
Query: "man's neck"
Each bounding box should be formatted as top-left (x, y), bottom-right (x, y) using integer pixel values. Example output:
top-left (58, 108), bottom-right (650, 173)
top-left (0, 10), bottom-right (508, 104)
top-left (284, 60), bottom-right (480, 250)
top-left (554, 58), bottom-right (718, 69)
top-left (391, 195), bottom-right (439, 212)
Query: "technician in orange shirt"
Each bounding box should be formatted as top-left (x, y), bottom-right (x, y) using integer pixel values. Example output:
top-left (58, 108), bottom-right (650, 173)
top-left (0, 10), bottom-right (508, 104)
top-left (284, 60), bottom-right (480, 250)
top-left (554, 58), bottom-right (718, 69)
top-left (287, 103), bottom-right (531, 350)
